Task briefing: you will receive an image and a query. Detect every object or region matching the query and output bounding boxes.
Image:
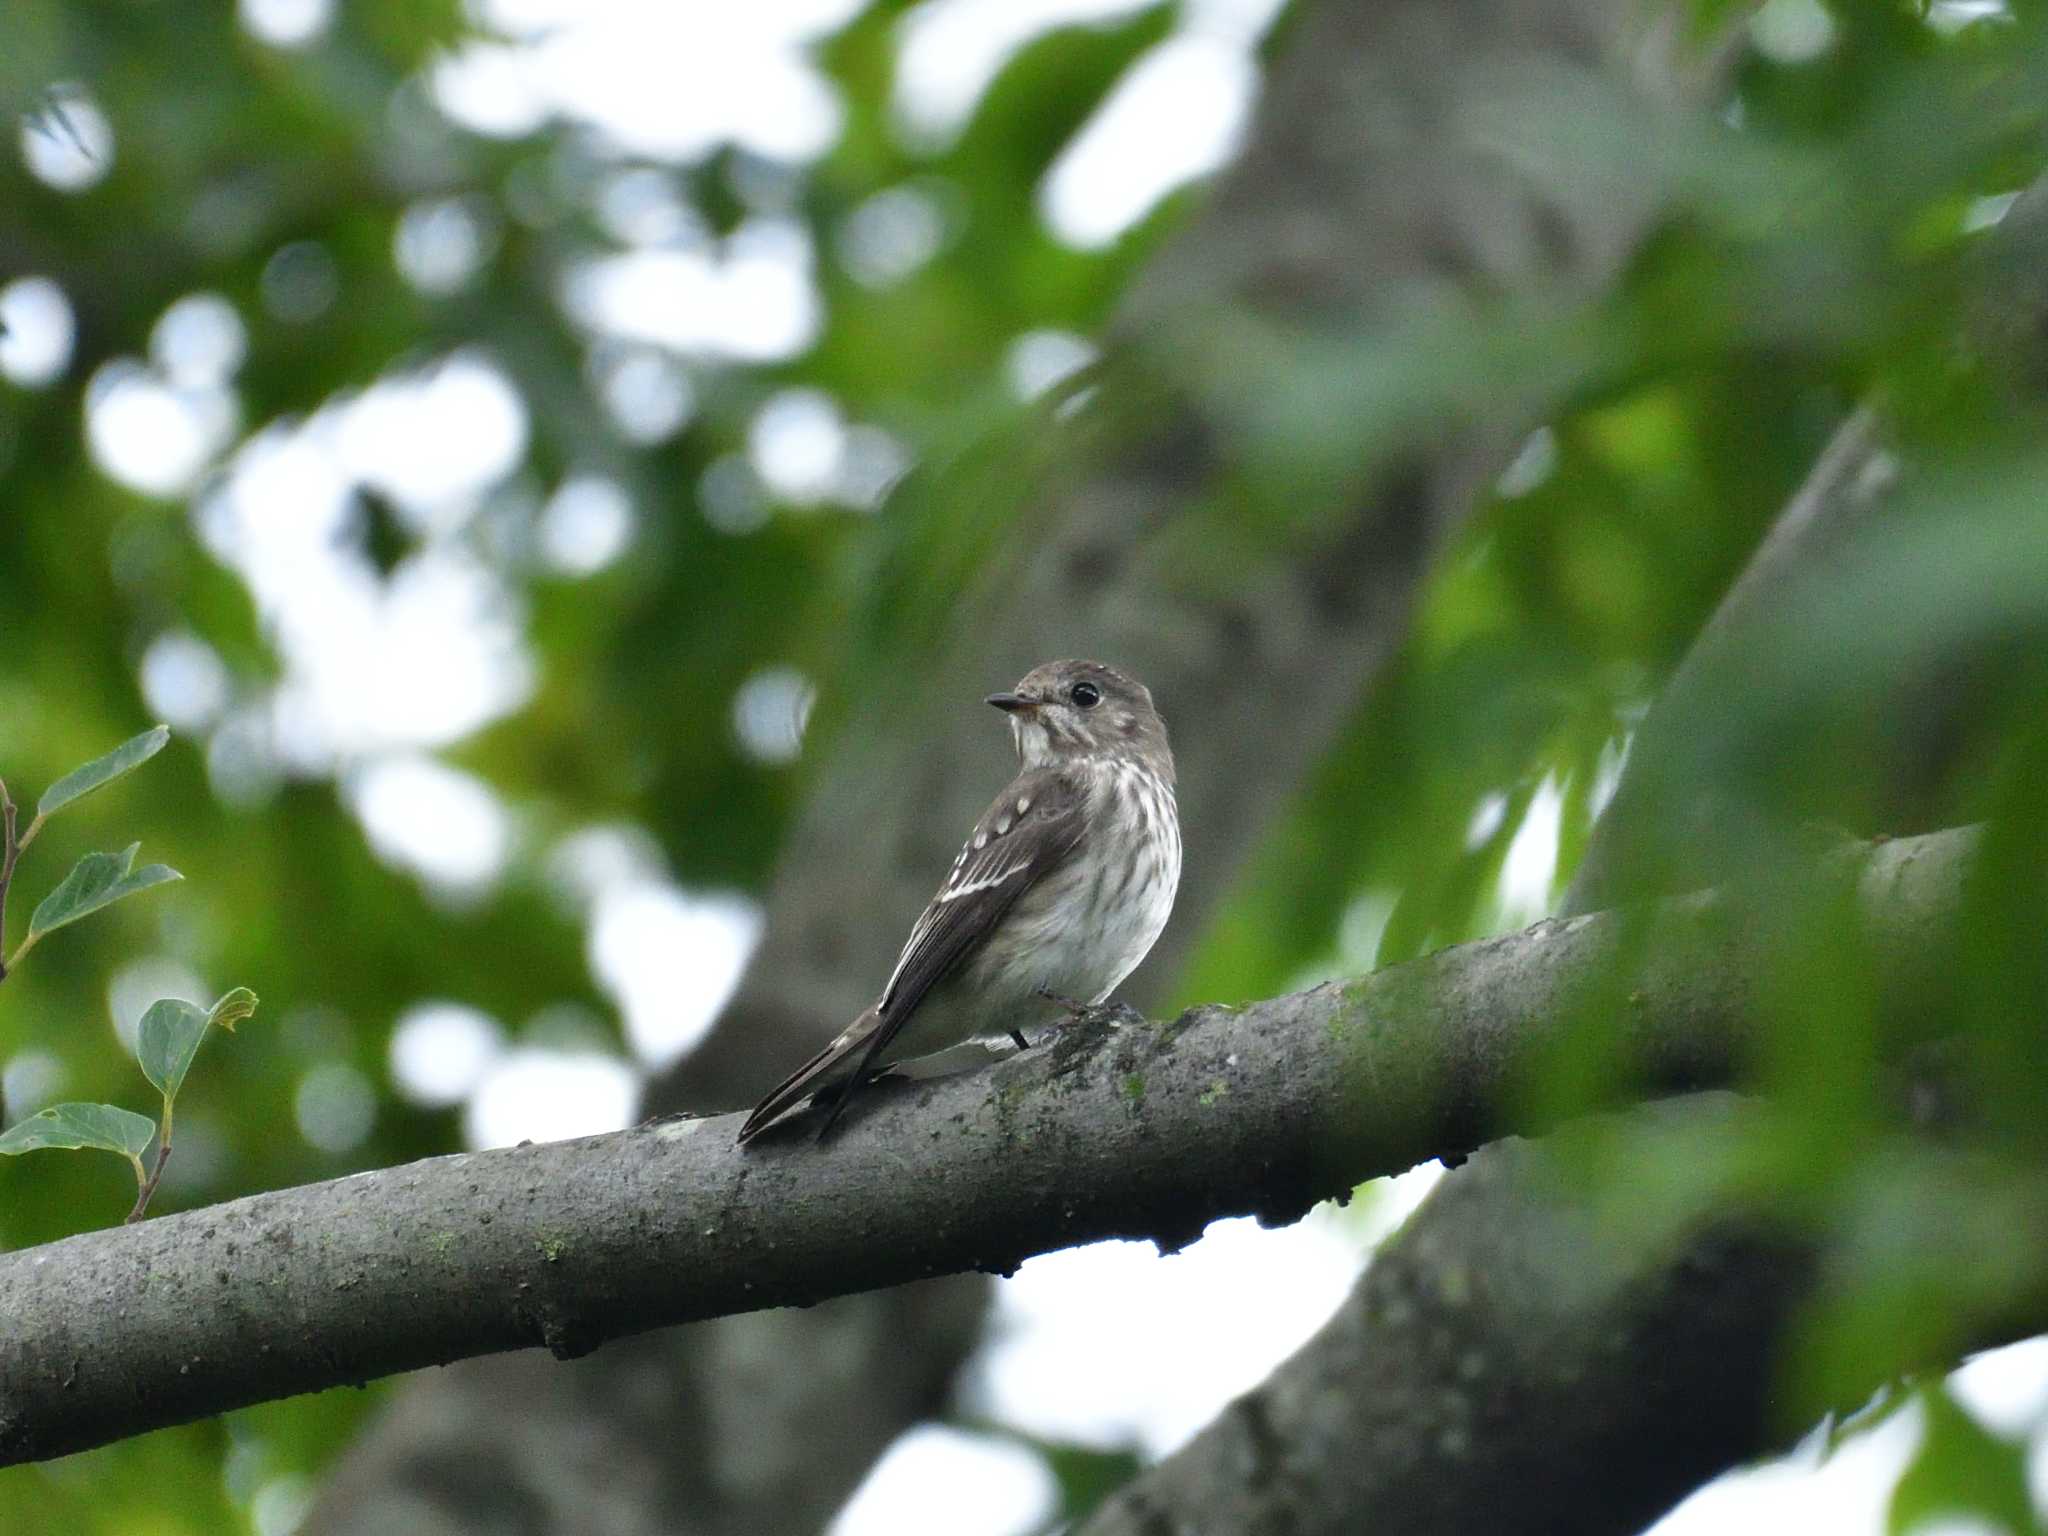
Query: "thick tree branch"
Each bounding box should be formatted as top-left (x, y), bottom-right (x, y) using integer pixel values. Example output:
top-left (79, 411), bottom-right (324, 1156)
top-left (0, 826), bottom-right (1980, 1468)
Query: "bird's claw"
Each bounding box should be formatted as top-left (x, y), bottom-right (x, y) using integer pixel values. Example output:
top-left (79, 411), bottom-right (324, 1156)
top-left (1033, 986), bottom-right (1089, 1014)
top-left (1034, 986), bottom-right (1145, 1031)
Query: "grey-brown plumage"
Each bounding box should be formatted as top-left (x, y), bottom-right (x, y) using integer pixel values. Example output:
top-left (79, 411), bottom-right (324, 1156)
top-left (737, 659), bottom-right (1181, 1145)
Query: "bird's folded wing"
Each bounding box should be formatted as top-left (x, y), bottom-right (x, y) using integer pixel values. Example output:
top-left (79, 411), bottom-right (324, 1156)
top-left (735, 767), bottom-right (1084, 1143)
top-left (878, 766), bottom-right (1083, 1022)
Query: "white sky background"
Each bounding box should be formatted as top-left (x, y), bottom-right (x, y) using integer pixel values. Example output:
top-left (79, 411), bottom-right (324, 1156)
top-left (14, 0), bottom-right (2046, 1531)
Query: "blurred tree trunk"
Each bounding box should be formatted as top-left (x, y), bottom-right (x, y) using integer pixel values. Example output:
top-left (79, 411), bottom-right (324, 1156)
top-left (304, 1), bottom-right (1710, 1531)
top-left (1082, 175), bottom-right (2048, 1536)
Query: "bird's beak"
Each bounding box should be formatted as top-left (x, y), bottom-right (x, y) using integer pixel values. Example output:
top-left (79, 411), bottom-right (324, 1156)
top-left (985, 691), bottom-right (1038, 713)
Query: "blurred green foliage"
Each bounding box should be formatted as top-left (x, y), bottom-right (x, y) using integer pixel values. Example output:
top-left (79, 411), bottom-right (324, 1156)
top-left (1890, 1385), bottom-right (2043, 1536)
top-left (2, 0), bottom-right (2047, 1531)
top-left (1171, 0), bottom-right (2048, 1522)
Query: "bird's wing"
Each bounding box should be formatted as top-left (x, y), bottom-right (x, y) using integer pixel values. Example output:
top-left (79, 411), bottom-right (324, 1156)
top-left (878, 766), bottom-right (1084, 1019)
top-left (736, 767), bottom-right (1085, 1144)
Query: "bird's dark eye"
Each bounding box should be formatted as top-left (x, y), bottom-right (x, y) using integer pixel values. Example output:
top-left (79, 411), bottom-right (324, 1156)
top-left (1071, 681), bottom-right (1102, 708)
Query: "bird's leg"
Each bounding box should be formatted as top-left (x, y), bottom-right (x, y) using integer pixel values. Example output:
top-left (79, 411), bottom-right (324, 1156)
top-left (1007, 1029), bottom-right (1032, 1051)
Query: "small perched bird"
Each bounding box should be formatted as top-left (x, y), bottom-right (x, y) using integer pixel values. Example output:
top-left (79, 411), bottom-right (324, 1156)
top-left (737, 659), bottom-right (1182, 1145)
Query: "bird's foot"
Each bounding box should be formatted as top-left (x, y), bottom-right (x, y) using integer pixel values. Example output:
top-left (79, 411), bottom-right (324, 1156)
top-left (1033, 986), bottom-right (1088, 1015)
top-left (1034, 987), bottom-right (1145, 1031)
top-left (1030, 989), bottom-right (1145, 1078)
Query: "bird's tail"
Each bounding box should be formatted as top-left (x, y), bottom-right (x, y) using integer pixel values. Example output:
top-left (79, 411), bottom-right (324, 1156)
top-left (735, 1006), bottom-right (886, 1146)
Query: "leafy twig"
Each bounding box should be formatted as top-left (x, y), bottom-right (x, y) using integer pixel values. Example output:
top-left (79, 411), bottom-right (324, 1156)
top-left (0, 732), bottom-right (249, 1228)
top-left (0, 777), bottom-right (18, 984)
top-left (0, 727), bottom-right (173, 979)
top-left (123, 987), bottom-right (258, 1223)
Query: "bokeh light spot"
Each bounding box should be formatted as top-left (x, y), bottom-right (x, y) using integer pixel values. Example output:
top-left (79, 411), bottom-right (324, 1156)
top-left (239, 0), bottom-right (334, 49)
top-left (830, 1425), bottom-right (1056, 1536)
top-left (539, 476), bottom-right (636, 575)
top-left (0, 277), bottom-right (77, 386)
top-left (588, 883), bottom-right (762, 1067)
top-left (748, 389), bottom-right (846, 506)
top-left (732, 666), bottom-right (817, 764)
top-left (591, 347), bottom-right (694, 444)
top-left (346, 755), bottom-right (512, 899)
top-left (86, 359), bottom-right (236, 499)
top-left (20, 89), bottom-right (113, 192)
top-left (390, 1002), bottom-right (506, 1107)
top-left (838, 185), bottom-right (948, 288)
top-left (394, 197), bottom-right (498, 295)
top-left (464, 1048), bottom-right (637, 1148)
top-left (260, 241), bottom-right (340, 323)
top-left (151, 293), bottom-right (248, 390)
top-left (1039, 35), bottom-right (1256, 250)
top-left (141, 631), bottom-right (233, 732)
top-left (295, 1063), bottom-right (377, 1153)
top-left (1006, 330), bottom-right (1097, 402)
top-left (2, 1052), bottom-right (65, 1123)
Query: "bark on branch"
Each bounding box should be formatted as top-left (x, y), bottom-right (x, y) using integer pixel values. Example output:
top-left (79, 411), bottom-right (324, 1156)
top-left (0, 825), bottom-right (1981, 1468)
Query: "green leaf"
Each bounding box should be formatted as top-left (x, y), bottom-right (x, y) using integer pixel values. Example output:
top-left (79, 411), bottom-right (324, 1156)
top-left (1887, 1386), bottom-right (2039, 1536)
top-left (1040, 1439), bottom-right (1144, 1524)
top-left (22, 844), bottom-right (182, 951)
top-left (139, 988), bottom-right (258, 1134)
top-left (0, 1102), bottom-right (156, 1175)
top-left (137, 1000), bottom-right (209, 1104)
top-left (35, 725), bottom-right (171, 822)
top-left (207, 985), bottom-right (258, 1034)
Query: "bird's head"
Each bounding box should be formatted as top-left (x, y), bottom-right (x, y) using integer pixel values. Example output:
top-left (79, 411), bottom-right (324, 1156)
top-left (986, 659), bottom-right (1172, 780)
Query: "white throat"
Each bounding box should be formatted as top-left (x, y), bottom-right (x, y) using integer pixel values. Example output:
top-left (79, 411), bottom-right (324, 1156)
top-left (1012, 716), bottom-right (1055, 771)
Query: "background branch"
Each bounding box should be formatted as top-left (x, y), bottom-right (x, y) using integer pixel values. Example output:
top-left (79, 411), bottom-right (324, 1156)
top-left (0, 778), bottom-right (16, 984)
top-left (1082, 1093), bottom-right (2048, 1536)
